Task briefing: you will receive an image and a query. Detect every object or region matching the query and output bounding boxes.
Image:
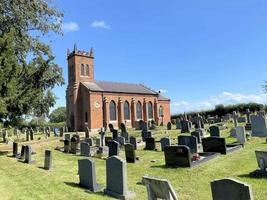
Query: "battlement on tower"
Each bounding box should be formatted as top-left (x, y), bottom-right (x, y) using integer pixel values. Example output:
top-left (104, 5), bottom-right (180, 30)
top-left (67, 44), bottom-right (94, 59)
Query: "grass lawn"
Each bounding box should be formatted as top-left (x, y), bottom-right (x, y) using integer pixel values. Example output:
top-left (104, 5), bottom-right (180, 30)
top-left (0, 123), bottom-right (266, 200)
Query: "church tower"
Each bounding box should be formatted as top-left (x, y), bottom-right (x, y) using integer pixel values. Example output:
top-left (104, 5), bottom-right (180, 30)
top-left (66, 44), bottom-right (94, 131)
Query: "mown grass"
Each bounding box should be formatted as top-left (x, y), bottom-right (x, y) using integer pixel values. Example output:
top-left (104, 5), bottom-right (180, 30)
top-left (0, 123), bottom-right (266, 200)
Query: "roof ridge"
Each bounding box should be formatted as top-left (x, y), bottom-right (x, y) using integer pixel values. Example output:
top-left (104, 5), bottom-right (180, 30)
top-left (96, 80), bottom-right (140, 85)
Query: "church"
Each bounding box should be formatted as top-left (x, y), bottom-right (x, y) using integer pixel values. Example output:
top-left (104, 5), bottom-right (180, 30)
top-left (66, 45), bottom-right (171, 131)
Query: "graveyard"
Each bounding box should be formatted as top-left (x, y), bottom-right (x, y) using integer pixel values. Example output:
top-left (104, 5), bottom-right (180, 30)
top-left (0, 118), bottom-right (267, 200)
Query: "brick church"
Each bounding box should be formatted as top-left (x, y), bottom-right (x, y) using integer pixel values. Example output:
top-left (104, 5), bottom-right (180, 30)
top-left (66, 45), bottom-right (171, 131)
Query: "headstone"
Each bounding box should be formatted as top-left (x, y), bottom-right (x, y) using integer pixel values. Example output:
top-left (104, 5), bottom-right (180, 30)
top-left (181, 120), bottom-right (190, 133)
top-left (255, 150), bottom-right (267, 170)
top-left (104, 156), bottom-right (135, 199)
top-left (176, 118), bottom-right (181, 129)
top-left (60, 127), bottom-right (64, 137)
top-left (20, 145), bottom-right (25, 159)
top-left (142, 176), bottom-right (178, 200)
top-left (30, 127), bottom-right (34, 140)
top-left (232, 111), bottom-right (238, 127)
top-left (108, 140), bottom-right (120, 157)
top-left (26, 130), bottom-right (30, 141)
top-left (70, 136), bottom-right (78, 154)
top-left (24, 145), bottom-right (33, 163)
top-left (44, 150), bottom-right (52, 170)
top-left (210, 178), bottom-right (253, 200)
top-left (124, 143), bottom-right (136, 163)
top-left (99, 128), bottom-right (106, 146)
top-left (12, 142), bottom-right (19, 157)
top-left (202, 137), bottom-right (227, 154)
top-left (167, 122), bottom-right (172, 130)
top-left (160, 137), bottom-right (171, 151)
top-left (65, 134), bottom-right (71, 140)
top-left (251, 115), bottom-right (267, 137)
top-left (144, 137), bottom-right (156, 150)
top-left (178, 136), bottom-right (198, 154)
top-left (78, 159), bottom-right (102, 192)
top-left (112, 129), bottom-right (118, 140)
top-left (164, 145), bottom-right (192, 167)
top-left (85, 127), bottom-right (90, 138)
top-left (236, 126), bottom-right (246, 144)
top-left (108, 123), bottom-right (114, 132)
top-left (116, 136), bottom-right (125, 146)
top-left (129, 136), bottom-right (137, 150)
top-left (210, 126), bottom-right (220, 137)
top-left (142, 131), bottom-right (152, 142)
top-left (80, 142), bottom-right (91, 157)
top-left (64, 139), bottom-right (70, 153)
top-left (85, 138), bottom-right (93, 146)
top-left (104, 137), bottom-right (112, 147)
top-left (191, 131), bottom-right (202, 143)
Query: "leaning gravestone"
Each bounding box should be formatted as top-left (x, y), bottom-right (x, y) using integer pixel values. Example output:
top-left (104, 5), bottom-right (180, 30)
top-left (210, 178), bottom-right (253, 200)
top-left (80, 142), bottom-right (91, 157)
top-left (108, 140), bottom-right (120, 157)
top-left (142, 175), bottom-right (178, 200)
top-left (144, 137), bottom-right (156, 150)
top-left (78, 159), bottom-right (102, 192)
top-left (210, 126), bottom-right (220, 137)
top-left (24, 145), bottom-right (33, 163)
top-left (160, 137), bottom-right (171, 151)
top-left (12, 142), bottom-right (19, 157)
top-left (249, 150), bottom-right (267, 177)
top-left (129, 136), bottom-right (137, 150)
top-left (124, 143), bottom-right (136, 163)
top-left (236, 126), bottom-right (246, 144)
top-left (104, 156), bottom-right (135, 199)
top-left (20, 145), bottom-right (25, 160)
top-left (251, 115), bottom-right (267, 137)
top-left (44, 150), bottom-right (52, 170)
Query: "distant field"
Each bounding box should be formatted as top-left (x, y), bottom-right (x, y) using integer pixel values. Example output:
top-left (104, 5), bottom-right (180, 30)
top-left (0, 123), bottom-right (266, 200)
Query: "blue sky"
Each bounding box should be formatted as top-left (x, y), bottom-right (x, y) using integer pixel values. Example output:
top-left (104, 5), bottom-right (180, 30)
top-left (49, 0), bottom-right (267, 114)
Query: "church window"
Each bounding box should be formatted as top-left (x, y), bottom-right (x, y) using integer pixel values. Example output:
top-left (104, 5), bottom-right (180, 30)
top-left (148, 102), bottom-right (153, 119)
top-left (110, 100), bottom-right (117, 121)
top-left (136, 101), bottom-right (142, 119)
top-left (124, 101), bottom-right (130, 120)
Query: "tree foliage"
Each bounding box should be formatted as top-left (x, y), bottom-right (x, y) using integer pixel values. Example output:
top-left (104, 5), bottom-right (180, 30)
top-left (0, 0), bottom-right (64, 125)
top-left (49, 106), bottom-right (66, 123)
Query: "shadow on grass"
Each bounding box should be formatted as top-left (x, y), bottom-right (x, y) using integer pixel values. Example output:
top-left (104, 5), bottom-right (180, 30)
top-left (64, 182), bottom-right (81, 188)
top-left (64, 182), bottom-right (105, 196)
top-left (238, 173), bottom-right (267, 179)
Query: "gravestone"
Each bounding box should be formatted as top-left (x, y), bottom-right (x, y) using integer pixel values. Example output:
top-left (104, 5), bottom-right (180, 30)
top-left (85, 138), bottom-right (93, 146)
top-left (230, 128), bottom-right (237, 138)
top-left (64, 139), bottom-right (70, 153)
top-left (108, 140), bottom-right (120, 157)
top-left (99, 128), bottom-right (106, 146)
top-left (116, 136), bottom-right (125, 146)
top-left (255, 150), bottom-right (267, 170)
top-left (176, 118), bottom-right (181, 129)
top-left (142, 131), bottom-right (152, 142)
top-left (124, 143), bottom-right (136, 163)
top-left (251, 115), bottom-right (267, 137)
top-left (246, 109), bottom-right (251, 123)
top-left (129, 136), bottom-right (137, 150)
top-left (164, 145), bottom-right (191, 167)
top-left (85, 127), bottom-right (90, 138)
top-left (12, 142), bottom-right (19, 157)
top-left (142, 176), bottom-right (178, 200)
top-left (65, 134), bottom-right (71, 140)
top-left (30, 128), bottom-right (34, 140)
top-left (211, 178), bottom-right (253, 200)
top-left (70, 137), bottom-right (78, 154)
top-left (26, 130), bottom-right (30, 141)
top-left (24, 145), bottom-right (33, 163)
top-left (78, 159), bottom-right (102, 192)
top-left (181, 120), bottom-right (190, 133)
top-left (210, 126), bottom-right (220, 137)
top-left (108, 123), bottom-right (114, 132)
top-left (167, 122), bottom-right (172, 130)
top-left (80, 142), bottom-right (91, 157)
top-left (160, 137), bottom-right (171, 151)
top-left (202, 137), bottom-right (227, 154)
top-left (104, 156), bottom-right (135, 199)
top-left (120, 123), bottom-right (129, 142)
top-left (232, 111), bottom-right (238, 127)
top-left (44, 150), bottom-right (52, 170)
top-left (95, 138), bottom-right (101, 147)
top-left (104, 137), bottom-right (112, 147)
top-left (178, 136), bottom-right (198, 154)
top-left (236, 126), bottom-right (246, 144)
top-left (112, 129), bottom-right (118, 140)
top-left (191, 131), bottom-right (202, 143)
top-left (144, 137), bottom-right (156, 150)
top-left (20, 145), bottom-right (25, 159)
top-left (60, 127), bottom-right (64, 137)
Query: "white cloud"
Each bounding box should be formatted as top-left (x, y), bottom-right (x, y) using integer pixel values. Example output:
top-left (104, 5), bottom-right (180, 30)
top-left (171, 91), bottom-right (267, 114)
top-left (159, 89), bottom-right (168, 93)
top-left (91, 20), bottom-right (111, 29)
top-left (62, 22), bottom-right (79, 32)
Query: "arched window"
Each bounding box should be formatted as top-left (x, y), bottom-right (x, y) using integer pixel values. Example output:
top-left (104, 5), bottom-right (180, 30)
top-left (159, 106), bottom-right (164, 117)
top-left (136, 101), bottom-right (142, 119)
top-left (80, 64), bottom-right (85, 76)
top-left (85, 64), bottom-right (89, 76)
top-left (124, 101), bottom-right (130, 120)
top-left (109, 100), bottom-right (117, 121)
top-left (148, 102), bottom-right (153, 119)
top-left (85, 112), bottom-right (88, 122)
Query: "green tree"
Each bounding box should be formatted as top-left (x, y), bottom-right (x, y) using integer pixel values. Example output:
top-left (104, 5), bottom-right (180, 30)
top-left (49, 106), bottom-right (66, 123)
top-left (0, 0), bottom-right (64, 126)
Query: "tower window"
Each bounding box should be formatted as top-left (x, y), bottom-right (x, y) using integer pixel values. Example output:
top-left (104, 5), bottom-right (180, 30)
top-left (80, 64), bottom-right (85, 76)
top-left (85, 64), bottom-right (89, 76)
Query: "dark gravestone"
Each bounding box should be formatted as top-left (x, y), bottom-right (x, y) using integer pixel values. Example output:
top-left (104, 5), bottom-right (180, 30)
top-left (160, 137), bottom-right (171, 151)
top-left (12, 142), bottom-right (19, 157)
top-left (26, 130), bottom-right (30, 141)
top-left (29, 128), bottom-right (34, 140)
top-left (124, 143), bottom-right (136, 163)
top-left (167, 122), bottom-right (172, 130)
top-left (164, 145), bottom-right (191, 167)
top-left (178, 136), bottom-right (198, 154)
top-left (181, 120), bottom-right (190, 133)
top-left (210, 126), bottom-right (221, 137)
top-left (104, 156), bottom-right (135, 199)
top-left (142, 131), bottom-right (152, 142)
top-left (116, 136), bottom-right (125, 146)
top-left (191, 131), bottom-right (202, 143)
top-left (78, 159), bottom-right (102, 192)
top-left (85, 138), bottom-right (93, 146)
top-left (202, 137), bottom-right (226, 154)
top-left (24, 145), bottom-right (33, 163)
top-left (65, 134), bottom-right (71, 140)
top-left (60, 127), bottom-right (64, 137)
top-left (112, 130), bottom-right (118, 140)
top-left (108, 123), bottom-right (114, 132)
top-left (108, 140), bottom-right (120, 157)
top-left (211, 178), bottom-right (253, 200)
top-left (64, 139), bottom-right (70, 153)
top-left (144, 137), bottom-right (156, 150)
top-left (70, 137), bottom-right (78, 154)
top-left (80, 142), bottom-right (91, 157)
top-left (129, 136), bottom-right (137, 150)
top-left (85, 127), bottom-right (90, 138)
top-left (105, 137), bottom-right (113, 147)
top-left (73, 134), bottom-right (80, 144)
top-left (44, 150), bottom-right (52, 170)
top-left (20, 145), bottom-right (25, 159)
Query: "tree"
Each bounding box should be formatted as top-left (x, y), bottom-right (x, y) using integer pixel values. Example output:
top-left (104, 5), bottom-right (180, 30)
top-left (0, 0), bottom-right (64, 126)
top-left (49, 106), bottom-right (66, 123)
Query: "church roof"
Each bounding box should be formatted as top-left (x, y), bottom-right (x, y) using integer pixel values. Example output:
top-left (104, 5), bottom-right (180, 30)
top-left (82, 81), bottom-right (160, 95)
